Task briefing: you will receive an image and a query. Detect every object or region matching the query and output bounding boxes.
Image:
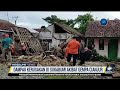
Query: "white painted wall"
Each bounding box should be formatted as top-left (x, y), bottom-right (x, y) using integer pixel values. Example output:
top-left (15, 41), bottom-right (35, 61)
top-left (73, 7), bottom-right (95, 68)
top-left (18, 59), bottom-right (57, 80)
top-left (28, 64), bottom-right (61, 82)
top-left (118, 39), bottom-right (120, 58)
top-left (47, 24), bottom-right (74, 48)
top-left (47, 25), bottom-right (54, 32)
top-left (66, 33), bottom-right (72, 38)
top-left (49, 43), bottom-right (52, 49)
top-left (53, 33), bottom-right (67, 39)
top-left (39, 31), bottom-right (52, 39)
top-left (51, 38), bottom-right (60, 47)
top-left (94, 38), bottom-right (108, 57)
top-left (94, 38), bottom-right (120, 58)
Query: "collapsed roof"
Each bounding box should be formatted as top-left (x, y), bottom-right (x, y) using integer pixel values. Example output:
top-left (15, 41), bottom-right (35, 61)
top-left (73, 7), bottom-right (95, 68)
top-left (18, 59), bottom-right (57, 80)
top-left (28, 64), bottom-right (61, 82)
top-left (53, 22), bottom-right (84, 37)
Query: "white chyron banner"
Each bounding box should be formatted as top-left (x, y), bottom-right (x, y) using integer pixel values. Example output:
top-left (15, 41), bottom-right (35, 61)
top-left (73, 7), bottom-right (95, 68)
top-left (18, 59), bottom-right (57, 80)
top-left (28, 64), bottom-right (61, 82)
top-left (9, 66), bottom-right (107, 74)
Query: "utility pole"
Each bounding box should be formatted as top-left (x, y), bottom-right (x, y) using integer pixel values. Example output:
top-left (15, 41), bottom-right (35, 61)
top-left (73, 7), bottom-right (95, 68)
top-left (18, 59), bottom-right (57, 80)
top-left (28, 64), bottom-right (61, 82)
top-left (12, 16), bottom-right (18, 25)
top-left (7, 12), bottom-right (9, 22)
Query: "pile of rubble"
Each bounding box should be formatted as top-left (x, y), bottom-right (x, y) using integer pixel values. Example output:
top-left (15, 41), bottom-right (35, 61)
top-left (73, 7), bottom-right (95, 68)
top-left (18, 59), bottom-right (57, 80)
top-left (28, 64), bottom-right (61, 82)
top-left (15, 54), bottom-right (67, 66)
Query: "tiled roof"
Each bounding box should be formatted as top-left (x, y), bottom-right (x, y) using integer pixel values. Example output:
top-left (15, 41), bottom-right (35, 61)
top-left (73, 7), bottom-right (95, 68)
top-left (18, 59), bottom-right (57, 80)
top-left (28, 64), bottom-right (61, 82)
top-left (85, 20), bottom-right (120, 37)
top-left (0, 19), bottom-right (15, 30)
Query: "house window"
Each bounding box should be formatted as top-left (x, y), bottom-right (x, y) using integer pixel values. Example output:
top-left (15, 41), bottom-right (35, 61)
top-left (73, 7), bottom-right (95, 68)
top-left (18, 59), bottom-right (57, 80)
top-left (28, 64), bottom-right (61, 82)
top-left (99, 39), bottom-right (104, 50)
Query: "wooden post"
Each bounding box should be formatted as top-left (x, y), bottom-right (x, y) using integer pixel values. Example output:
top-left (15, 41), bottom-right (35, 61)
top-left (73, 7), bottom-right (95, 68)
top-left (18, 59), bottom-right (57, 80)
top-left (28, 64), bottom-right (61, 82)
top-left (86, 38), bottom-right (88, 47)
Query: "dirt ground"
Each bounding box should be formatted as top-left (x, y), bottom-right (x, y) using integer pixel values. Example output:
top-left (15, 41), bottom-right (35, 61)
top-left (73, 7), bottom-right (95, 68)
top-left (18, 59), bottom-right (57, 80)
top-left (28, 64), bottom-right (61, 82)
top-left (0, 60), bottom-right (120, 79)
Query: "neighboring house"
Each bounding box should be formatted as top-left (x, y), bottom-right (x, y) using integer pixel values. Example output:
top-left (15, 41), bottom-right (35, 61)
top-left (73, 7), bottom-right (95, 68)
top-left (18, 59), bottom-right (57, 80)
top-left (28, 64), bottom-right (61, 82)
top-left (47, 22), bottom-right (84, 49)
top-left (85, 20), bottom-right (120, 59)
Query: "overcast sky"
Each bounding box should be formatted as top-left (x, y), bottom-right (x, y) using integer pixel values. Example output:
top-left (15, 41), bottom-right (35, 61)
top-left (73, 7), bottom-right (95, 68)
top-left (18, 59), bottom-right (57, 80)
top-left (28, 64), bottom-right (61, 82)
top-left (0, 11), bottom-right (120, 29)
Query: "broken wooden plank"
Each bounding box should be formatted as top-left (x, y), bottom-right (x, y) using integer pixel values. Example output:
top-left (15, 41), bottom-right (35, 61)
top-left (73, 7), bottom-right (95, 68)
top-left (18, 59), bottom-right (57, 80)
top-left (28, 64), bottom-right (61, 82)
top-left (18, 55), bottom-right (24, 59)
top-left (13, 27), bottom-right (44, 55)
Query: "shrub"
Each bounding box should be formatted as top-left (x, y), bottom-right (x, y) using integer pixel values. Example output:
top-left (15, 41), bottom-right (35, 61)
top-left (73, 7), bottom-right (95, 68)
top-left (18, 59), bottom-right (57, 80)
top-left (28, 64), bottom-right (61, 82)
top-left (95, 55), bottom-right (120, 62)
top-left (115, 58), bottom-right (120, 62)
top-left (95, 55), bottom-right (109, 62)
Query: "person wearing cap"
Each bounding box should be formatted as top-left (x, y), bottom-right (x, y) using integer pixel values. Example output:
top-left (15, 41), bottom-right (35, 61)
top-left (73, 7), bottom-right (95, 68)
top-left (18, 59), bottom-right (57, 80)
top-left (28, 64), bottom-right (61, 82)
top-left (66, 35), bottom-right (80, 66)
top-left (1, 34), bottom-right (13, 61)
top-left (53, 44), bottom-right (63, 59)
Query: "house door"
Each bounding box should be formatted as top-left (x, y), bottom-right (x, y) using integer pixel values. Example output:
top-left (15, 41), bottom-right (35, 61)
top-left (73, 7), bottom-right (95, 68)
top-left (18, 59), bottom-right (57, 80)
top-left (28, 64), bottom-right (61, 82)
top-left (108, 39), bottom-right (118, 60)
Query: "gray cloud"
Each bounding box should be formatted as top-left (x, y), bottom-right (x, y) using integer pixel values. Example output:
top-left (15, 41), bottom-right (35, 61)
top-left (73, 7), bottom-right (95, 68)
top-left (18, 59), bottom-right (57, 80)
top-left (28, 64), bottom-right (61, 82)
top-left (0, 11), bottom-right (119, 28)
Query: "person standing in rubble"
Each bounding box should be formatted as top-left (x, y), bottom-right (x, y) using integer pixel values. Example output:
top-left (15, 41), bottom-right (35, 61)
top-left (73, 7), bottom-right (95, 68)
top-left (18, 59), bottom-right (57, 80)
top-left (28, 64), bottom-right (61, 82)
top-left (66, 35), bottom-right (80, 66)
top-left (1, 34), bottom-right (13, 62)
top-left (53, 44), bottom-right (63, 59)
top-left (21, 43), bottom-right (27, 55)
top-left (14, 36), bottom-right (21, 56)
top-left (78, 40), bottom-right (85, 65)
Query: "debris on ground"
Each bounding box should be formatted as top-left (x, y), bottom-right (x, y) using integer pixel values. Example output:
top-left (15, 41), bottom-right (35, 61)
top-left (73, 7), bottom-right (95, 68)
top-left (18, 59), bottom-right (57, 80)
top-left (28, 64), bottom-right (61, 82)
top-left (18, 55), bottom-right (25, 59)
top-left (112, 72), bottom-right (120, 78)
top-left (15, 55), bottom-right (67, 66)
top-left (0, 54), bottom-right (120, 79)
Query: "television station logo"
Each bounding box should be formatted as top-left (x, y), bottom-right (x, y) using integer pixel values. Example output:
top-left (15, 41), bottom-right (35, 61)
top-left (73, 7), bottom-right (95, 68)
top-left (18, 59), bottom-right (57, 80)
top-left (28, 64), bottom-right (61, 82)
top-left (105, 64), bottom-right (116, 74)
top-left (100, 18), bottom-right (108, 26)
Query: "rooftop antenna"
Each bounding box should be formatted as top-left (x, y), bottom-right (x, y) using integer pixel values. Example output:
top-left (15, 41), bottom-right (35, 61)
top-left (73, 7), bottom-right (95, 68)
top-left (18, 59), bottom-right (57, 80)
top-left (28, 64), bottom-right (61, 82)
top-left (6, 12), bottom-right (11, 29)
top-left (12, 16), bottom-right (18, 25)
top-left (7, 12), bottom-right (9, 22)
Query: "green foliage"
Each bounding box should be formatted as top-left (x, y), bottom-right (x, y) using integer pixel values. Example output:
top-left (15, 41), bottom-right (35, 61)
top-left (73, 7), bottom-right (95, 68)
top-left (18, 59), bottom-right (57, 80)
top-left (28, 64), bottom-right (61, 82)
top-left (95, 55), bottom-right (120, 62)
top-left (74, 13), bottom-right (94, 35)
top-left (95, 55), bottom-right (109, 62)
top-left (43, 15), bottom-right (75, 28)
top-left (116, 58), bottom-right (120, 61)
top-left (43, 13), bottom-right (94, 35)
top-left (106, 58), bottom-right (120, 62)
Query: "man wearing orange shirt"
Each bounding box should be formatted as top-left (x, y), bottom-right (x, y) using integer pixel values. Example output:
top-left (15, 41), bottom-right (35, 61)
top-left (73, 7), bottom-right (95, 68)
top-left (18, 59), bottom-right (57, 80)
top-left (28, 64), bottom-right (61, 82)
top-left (66, 35), bottom-right (80, 66)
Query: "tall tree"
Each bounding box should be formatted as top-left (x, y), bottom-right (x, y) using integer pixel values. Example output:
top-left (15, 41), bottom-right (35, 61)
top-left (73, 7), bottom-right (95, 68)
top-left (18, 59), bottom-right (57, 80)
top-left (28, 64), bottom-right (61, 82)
top-left (43, 15), bottom-right (65, 24)
top-left (43, 13), bottom-right (94, 35)
top-left (75, 13), bottom-right (94, 35)
top-left (43, 15), bottom-right (75, 28)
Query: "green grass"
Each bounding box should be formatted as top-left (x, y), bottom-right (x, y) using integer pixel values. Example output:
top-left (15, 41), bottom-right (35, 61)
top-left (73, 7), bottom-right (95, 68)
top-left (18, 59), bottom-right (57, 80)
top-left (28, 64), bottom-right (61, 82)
top-left (45, 75), bottom-right (80, 79)
top-left (44, 75), bottom-right (99, 79)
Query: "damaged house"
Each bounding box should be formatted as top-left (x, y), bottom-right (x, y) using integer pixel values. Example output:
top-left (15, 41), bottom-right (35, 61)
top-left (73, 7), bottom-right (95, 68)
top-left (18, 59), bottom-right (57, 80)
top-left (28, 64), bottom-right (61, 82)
top-left (85, 20), bottom-right (120, 59)
top-left (0, 19), bottom-right (43, 55)
top-left (35, 22), bottom-right (84, 51)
